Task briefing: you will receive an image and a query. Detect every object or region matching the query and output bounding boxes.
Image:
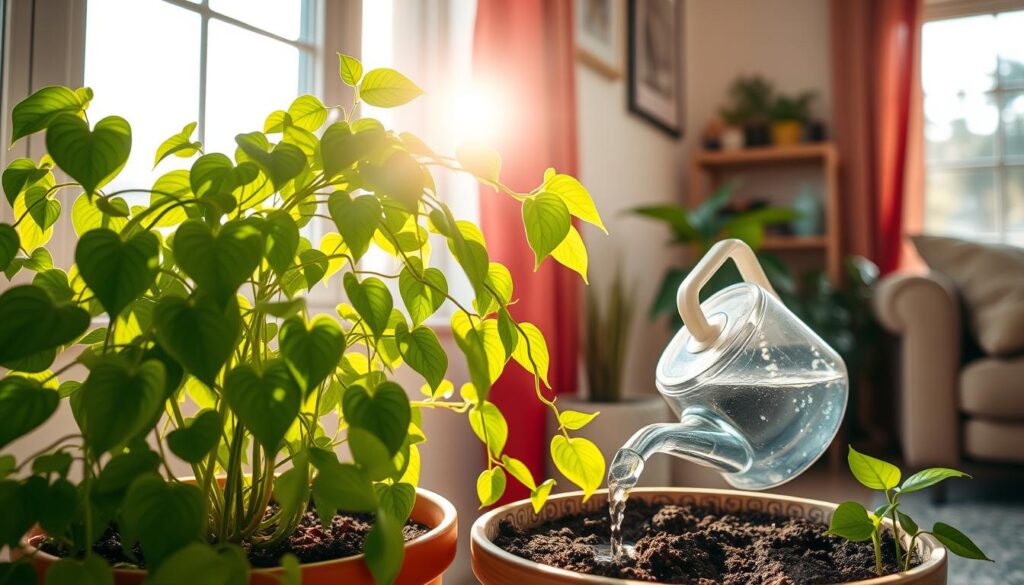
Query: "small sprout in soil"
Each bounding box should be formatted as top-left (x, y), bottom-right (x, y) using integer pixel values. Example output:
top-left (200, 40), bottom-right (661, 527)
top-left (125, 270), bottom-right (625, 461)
top-left (829, 445), bottom-right (993, 576)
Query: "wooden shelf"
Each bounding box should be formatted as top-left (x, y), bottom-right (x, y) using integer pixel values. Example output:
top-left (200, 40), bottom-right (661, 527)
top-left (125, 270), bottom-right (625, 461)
top-left (694, 143), bottom-right (837, 168)
top-left (761, 235), bottom-right (828, 250)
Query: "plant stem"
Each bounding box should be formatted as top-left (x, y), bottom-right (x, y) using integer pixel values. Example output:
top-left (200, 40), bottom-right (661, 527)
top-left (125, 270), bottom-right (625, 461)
top-left (871, 530), bottom-right (884, 576)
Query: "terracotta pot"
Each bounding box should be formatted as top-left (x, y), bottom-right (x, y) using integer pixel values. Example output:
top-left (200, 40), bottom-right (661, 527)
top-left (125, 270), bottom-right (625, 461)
top-left (471, 488), bottom-right (948, 585)
top-left (771, 120), bottom-right (804, 145)
top-left (20, 487), bottom-right (457, 585)
top-left (546, 397), bottom-right (671, 488)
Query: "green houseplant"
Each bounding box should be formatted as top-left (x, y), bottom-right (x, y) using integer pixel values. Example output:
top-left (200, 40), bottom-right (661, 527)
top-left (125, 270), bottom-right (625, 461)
top-left (769, 90), bottom-right (816, 145)
top-left (0, 54), bottom-right (606, 584)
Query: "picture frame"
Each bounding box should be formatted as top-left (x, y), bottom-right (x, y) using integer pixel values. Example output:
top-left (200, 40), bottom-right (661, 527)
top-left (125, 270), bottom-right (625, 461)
top-left (575, 0), bottom-right (625, 79)
top-left (628, 0), bottom-right (683, 138)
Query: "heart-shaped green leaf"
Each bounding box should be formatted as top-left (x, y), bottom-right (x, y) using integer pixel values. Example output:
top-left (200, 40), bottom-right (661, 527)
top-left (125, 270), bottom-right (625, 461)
top-left (328, 192), bottom-right (381, 261)
top-left (154, 122), bottom-right (201, 167)
top-left (153, 293), bottom-right (240, 386)
top-left (374, 482), bottom-right (415, 523)
top-left (0, 225), bottom-right (18, 271)
top-left (395, 322), bottom-right (447, 391)
top-left (338, 53), bottom-right (363, 87)
top-left (10, 86), bottom-right (88, 143)
top-left (0, 285), bottom-right (89, 366)
top-left (235, 133), bottom-right (306, 190)
top-left (828, 501), bottom-right (874, 542)
top-left (361, 150), bottom-right (426, 209)
top-left (364, 509), bottom-right (405, 585)
top-left (550, 435), bottom-right (605, 500)
top-left (45, 114), bottom-right (132, 196)
top-left (3, 158), bottom-right (51, 205)
top-left (312, 460), bottom-right (377, 528)
top-left (189, 153), bottom-right (258, 199)
top-left (259, 211), bottom-right (299, 277)
top-left (359, 68), bottom-right (424, 108)
top-left (320, 122), bottom-right (388, 179)
top-left (71, 192), bottom-right (129, 235)
top-left (398, 260), bottom-right (447, 326)
top-left (80, 357), bottom-right (166, 454)
top-left (286, 95), bottom-right (328, 132)
top-left (75, 228), bottom-right (158, 318)
top-left (279, 315), bottom-right (345, 395)
top-left (167, 409), bottom-right (221, 464)
top-left (23, 184), bottom-right (60, 231)
top-left (173, 219), bottom-right (263, 302)
top-left (522, 192), bottom-right (571, 267)
top-left (348, 427), bottom-right (396, 481)
top-left (469, 401), bottom-right (507, 458)
top-left (476, 467), bottom-right (506, 507)
top-left (223, 361), bottom-right (301, 452)
top-left (848, 445), bottom-right (901, 490)
top-left (0, 376), bottom-right (59, 449)
top-left (92, 449), bottom-right (161, 515)
top-left (120, 473), bottom-right (204, 570)
top-left (342, 382), bottom-right (410, 455)
top-left (343, 273), bottom-right (392, 341)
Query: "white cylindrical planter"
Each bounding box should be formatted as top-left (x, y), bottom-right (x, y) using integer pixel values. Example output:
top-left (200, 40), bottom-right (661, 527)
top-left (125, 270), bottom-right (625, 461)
top-left (546, 395), bottom-right (672, 489)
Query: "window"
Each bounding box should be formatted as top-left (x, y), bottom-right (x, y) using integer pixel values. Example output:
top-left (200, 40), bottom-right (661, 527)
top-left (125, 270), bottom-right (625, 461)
top-left (922, 9), bottom-right (1024, 244)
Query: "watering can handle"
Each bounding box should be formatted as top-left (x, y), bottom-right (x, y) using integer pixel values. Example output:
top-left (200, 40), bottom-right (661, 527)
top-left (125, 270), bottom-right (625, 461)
top-left (676, 239), bottom-right (778, 352)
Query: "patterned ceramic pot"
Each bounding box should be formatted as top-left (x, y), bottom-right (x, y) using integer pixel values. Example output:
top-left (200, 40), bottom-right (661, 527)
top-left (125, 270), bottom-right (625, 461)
top-left (20, 487), bottom-right (457, 585)
top-left (471, 488), bottom-right (947, 585)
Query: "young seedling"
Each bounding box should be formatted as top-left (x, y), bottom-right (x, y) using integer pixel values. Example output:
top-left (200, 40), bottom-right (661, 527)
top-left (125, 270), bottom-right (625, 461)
top-left (829, 446), bottom-right (992, 576)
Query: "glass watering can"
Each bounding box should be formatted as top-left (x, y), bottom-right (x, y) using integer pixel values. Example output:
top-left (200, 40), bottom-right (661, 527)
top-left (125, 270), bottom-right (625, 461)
top-left (611, 239), bottom-right (848, 491)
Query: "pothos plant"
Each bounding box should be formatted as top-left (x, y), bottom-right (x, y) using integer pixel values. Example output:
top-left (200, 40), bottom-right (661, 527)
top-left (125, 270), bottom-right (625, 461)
top-left (0, 53), bottom-right (607, 585)
top-left (829, 447), bottom-right (991, 577)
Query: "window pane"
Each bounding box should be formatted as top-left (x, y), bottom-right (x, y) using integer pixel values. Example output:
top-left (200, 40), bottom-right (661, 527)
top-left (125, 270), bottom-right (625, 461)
top-left (209, 0), bottom-right (303, 41)
top-left (84, 0), bottom-right (201, 191)
top-left (922, 15), bottom-right (997, 95)
top-left (997, 11), bottom-right (1024, 86)
top-left (925, 93), bottom-right (997, 162)
top-left (1007, 167), bottom-right (1024, 234)
top-left (205, 20), bottom-right (300, 156)
top-left (1004, 91), bottom-right (1024, 157)
top-left (925, 168), bottom-right (997, 237)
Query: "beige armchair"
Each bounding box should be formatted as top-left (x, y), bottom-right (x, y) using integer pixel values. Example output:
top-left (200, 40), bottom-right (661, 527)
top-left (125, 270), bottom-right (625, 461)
top-left (874, 272), bottom-right (1024, 477)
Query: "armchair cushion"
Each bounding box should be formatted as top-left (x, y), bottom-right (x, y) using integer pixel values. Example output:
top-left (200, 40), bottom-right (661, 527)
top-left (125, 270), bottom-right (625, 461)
top-left (960, 357), bottom-right (1024, 420)
top-left (964, 419), bottom-right (1024, 463)
top-left (912, 235), bottom-right (1024, 356)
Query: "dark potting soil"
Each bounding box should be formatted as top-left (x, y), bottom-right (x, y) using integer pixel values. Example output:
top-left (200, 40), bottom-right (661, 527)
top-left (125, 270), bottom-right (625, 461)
top-left (494, 500), bottom-right (914, 584)
top-left (38, 504), bottom-right (428, 569)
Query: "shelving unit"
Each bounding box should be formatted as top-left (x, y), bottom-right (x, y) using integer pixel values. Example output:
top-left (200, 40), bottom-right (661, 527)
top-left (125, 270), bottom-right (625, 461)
top-left (689, 143), bottom-right (841, 283)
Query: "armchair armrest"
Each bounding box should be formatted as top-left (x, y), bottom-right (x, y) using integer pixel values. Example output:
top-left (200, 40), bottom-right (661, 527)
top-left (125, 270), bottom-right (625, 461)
top-left (873, 272), bottom-right (961, 467)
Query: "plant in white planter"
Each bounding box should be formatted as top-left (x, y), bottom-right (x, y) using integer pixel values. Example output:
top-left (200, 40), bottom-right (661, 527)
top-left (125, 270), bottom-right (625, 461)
top-left (0, 53), bottom-right (605, 584)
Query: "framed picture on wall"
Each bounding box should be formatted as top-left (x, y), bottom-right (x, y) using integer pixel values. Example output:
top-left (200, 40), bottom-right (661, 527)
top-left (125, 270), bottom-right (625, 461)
top-left (575, 0), bottom-right (625, 78)
top-left (628, 0), bottom-right (683, 137)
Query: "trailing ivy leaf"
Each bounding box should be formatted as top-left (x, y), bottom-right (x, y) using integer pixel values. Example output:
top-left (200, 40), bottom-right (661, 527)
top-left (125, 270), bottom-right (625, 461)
top-left (279, 314), bottom-right (346, 395)
top-left (154, 122), bottom-right (201, 167)
top-left (476, 467), bottom-right (506, 507)
top-left (359, 68), bottom-right (424, 107)
top-left (541, 169), bottom-right (607, 233)
top-left (312, 461), bottom-right (378, 527)
top-left (328, 192), bottom-right (381, 261)
top-left (153, 292), bottom-right (240, 387)
top-left (451, 314), bottom-right (492, 402)
top-left (511, 322), bottom-right (550, 388)
top-left (899, 468), bottom-right (969, 495)
top-left (364, 510), bottom-right (405, 585)
top-left (319, 122), bottom-right (387, 179)
top-left (395, 321), bottom-right (447, 392)
top-left (551, 225), bottom-right (589, 283)
top-left (45, 114), bottom-right (131, 196)
top-left (522, 192), bottom-right (571, 267)
top-left (0, 376), bottom-right (59, 449)
top-left (550, 435), bottom-right (605, 500)
top-left (75, 229), bottom-right (158, 318)
top-left (167, 410), bottom-right (221, 463)
top-left (501, 455), bottom-right (536, 491)
top-left (932, 522), bottom-right (992, 561)
top-left (259, 210), bottom-right (300, 277)
top-left (362, 150), bottom-right (426, 209)
top-left (470, 401), bottom-right (507, 458)
top-left (399, 260), bottom-right (448, 326)
top-left (530, 479), bottom-right (555, 514)
top-left (0, 226), bottom-right (18, 272)
top-left (92, 449), bottom-right (161, 514)
top-left (10, 86), bottom-right (86, 143)
top-left (71, 193), bottom-right (129, 236)
top-left (828, 501), bottom-right (874, 542)
top-left (13, 189), bottom-right (55, 251)
top-left (80, 358), bottom-right (166, 454)
top-left (120, 473), bottom-right (205, 570)
top-left (23, 184), bottom-right (61, 233)
top-left (343, 273), bottom-right (393, 341)
top-left (235, 133), bottom-right (306, 190)
top-left (2, 158), bottom-right (50, 206)
top-left (299, 249), bottom-right (328, 290)
top-left (42, 555), bottom-right (112, 585)
top-left (31, 451), bottom-right (72, 479)
top-left (223, 361), bottom-right (301, 453)
top-left (559, 409), bottom-right (599, 430)
top-left (338, 52), bottom-right (363, 86)
top-left (348, 427), bottom-right (395, 481)
top-left (375, 482), bottom-right (416, 524)
top-left (342, 382), bottom-right (411, 455)
top-left (148, 543), bottom-right (249, 585)
top-left (286, 95), bottom-right (328, 132)
top-left (456, 143), bottom-right (501, 183)
top-left (189, 153), bottom-right (257, 199)
top-left (847, 446), bottom-right (901, 490)
top-left (0, 286), bottom-right (89, 365)
top-left (172, 219), bottom-right (263, 304)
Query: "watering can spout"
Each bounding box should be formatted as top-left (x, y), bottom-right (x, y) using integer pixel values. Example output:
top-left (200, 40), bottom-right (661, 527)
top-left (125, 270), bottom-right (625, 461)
top-left (615, 408), bottom-right (755, 477)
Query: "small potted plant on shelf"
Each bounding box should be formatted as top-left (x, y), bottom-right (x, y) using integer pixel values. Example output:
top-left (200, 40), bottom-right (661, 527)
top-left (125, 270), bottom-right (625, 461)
top-left (715, 108), bottom-right (746, 151)
top-left (545, 270), bottom-right (671, 488)
top-left (725, 75), bottom-right (774, 148)
top-left (769, 90), bottom-right (816, 146)
top-left (0, 54), bottom-right (605, 584)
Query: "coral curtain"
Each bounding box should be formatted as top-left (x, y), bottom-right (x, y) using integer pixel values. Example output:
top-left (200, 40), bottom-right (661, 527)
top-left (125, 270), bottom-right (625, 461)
top-left (472, 0), bottom-right (579, 501)
top-left (831, 0), bottom-right (924, 274)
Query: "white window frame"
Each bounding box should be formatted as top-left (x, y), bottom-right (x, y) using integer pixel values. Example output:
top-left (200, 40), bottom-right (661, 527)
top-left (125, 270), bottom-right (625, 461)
top-left (922, 1), bottom-right (1024, 243)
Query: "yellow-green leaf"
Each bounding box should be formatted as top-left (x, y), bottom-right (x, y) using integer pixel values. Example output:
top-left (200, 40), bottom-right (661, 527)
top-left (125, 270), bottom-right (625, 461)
top-left (542, 169), bottom-right (606, 233)
top-left (501, 454), bottom-right (536, 491)
top-left (359, 68), bottom-right (424, 108)
top-left (558, 409), bottom-right (598, 430)
top-left (154, 122), bottom-right (201, 167)
top-left (469, 401), bottom-right (507, 457)
top-left (338, 52), bottom-right (363, 86)
top-left (476, 467), bottom-right (506, 507)
top-left (530, 478), bottom-right (555, 513)
top-left (456, 142), bottom-right (501, 183)
top-left (522, 192), bottom-right (570, 267)
top-left (550, 225), bottom-right (588, 283)
top-left (848, 446), bottom-right (901, 490)
top-left (287, 95), bottom-right (328, 132)
top-left (512, 322), bottom-right (550, 388)
top-left (550, 435), bottom-right (604, 500)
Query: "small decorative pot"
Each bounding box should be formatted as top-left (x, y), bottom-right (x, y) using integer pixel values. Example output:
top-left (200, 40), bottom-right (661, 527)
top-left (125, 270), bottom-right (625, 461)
top-left (471, 488), bottom-right (948, 585)
top-left (771, 120), bottom-right (804, 146)
top-left (720, 126), bottom-right (744, 151)
top-left (20, 487), bottom-right (458, 585)
top-left (547, 396), bottom-right (671, 487)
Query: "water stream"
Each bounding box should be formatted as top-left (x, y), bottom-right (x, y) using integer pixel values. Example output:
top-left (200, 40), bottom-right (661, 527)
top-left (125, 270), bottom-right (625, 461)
top-left (604, 448), bottom-right (645, 563)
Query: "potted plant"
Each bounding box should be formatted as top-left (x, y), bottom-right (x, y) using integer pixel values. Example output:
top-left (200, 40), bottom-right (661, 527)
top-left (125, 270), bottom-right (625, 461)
top-left (715, 108), bottom-right (745, 151)
top-left (725, 75), bottom-right (774, 147)
top-left (0, 53), bottom-right (605, 584)
top-left (545, 271), bottom-right (671, 487)
top-left (469, 446), bottom-right (991, 584)
top-left (769, 90), bottom-right (816, 146)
